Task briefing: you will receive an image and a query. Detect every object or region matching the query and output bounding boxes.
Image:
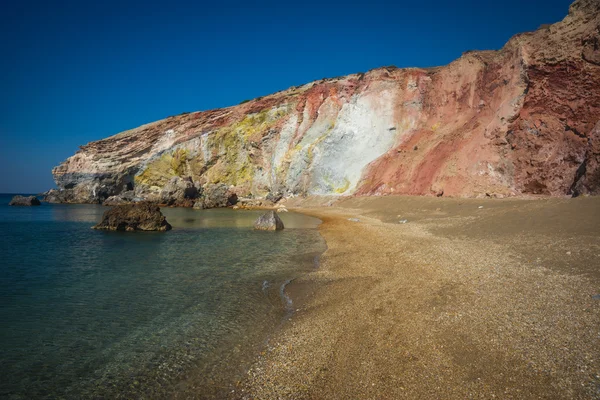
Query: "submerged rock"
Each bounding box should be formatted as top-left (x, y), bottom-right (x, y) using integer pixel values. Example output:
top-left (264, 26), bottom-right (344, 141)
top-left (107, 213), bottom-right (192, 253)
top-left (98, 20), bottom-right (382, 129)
top-left (254, 210), bottom-right (284, 231)
top-left (9, 195), bottom-right (41, 206)
top-left (93, 202), bottom-right (172, 231)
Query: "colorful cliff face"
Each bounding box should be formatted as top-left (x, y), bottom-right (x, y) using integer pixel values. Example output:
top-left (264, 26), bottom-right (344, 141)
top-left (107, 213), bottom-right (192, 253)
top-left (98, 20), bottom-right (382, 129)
top-left (52, 0), bottom-right (600, 204)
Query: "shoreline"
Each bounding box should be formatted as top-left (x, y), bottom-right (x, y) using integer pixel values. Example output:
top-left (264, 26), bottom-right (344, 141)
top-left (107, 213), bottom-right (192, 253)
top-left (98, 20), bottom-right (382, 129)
top-left (5, 195), bottom-right (598, 398)
top-left (235, 195), bottom-right (600, 399)
top-left (0, 202), bottom-right (327, 400)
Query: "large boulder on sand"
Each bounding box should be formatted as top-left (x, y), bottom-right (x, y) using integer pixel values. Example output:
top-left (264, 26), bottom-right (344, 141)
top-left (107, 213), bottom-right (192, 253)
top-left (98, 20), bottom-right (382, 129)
top-left (254, 210), bottom-right (284, 231)
top-left (201, 183), bottom-right (238, 209)
top-left (93, 202), bottom-right (172, 231)
top-left (9, 195), bottom-right (41, 206)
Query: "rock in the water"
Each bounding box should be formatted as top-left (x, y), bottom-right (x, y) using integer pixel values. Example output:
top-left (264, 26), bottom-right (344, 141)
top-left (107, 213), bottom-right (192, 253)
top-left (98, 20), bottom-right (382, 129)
top-left (9, 195), bottom-right (41, 206)
top-left (202, 183), bottom-right (238, 209)
top-left (254, 210), bottom-right (284, 231)
top-left (93, 202), bottom-right (172, 231)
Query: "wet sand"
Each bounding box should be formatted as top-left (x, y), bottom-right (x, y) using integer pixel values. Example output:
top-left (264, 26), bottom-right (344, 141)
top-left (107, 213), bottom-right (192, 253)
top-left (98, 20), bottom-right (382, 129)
top-left (235, 195), bottom-right (600, 399)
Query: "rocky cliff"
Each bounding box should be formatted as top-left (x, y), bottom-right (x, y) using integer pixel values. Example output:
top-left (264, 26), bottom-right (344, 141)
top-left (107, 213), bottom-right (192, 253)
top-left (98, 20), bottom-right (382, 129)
top-left (51, 0), bottom-right (600, 205)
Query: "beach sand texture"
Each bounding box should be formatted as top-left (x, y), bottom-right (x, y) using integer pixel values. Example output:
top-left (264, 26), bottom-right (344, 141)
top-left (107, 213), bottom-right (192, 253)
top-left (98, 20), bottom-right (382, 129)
top-left (237, 196), bottom-right (600, 399)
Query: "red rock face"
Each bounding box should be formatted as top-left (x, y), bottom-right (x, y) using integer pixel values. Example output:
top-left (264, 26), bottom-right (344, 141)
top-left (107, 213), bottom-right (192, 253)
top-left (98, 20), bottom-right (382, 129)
top-left (357, 0), bottom-right (600, 197)
top-left (52, 0), bottom-right (600, 202)
top-left (505, 2), bottom-right (600, 196)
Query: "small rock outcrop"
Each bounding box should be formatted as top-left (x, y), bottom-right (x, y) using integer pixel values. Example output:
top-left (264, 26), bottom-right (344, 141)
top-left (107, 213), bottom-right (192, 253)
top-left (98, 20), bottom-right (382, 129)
top-left (254, 210), bottom-right (284, 231)
top-left (9, 195), bottom-right (41, 206)
top-left (202, 183), bottom-right (238, 209)
top-left (42, 189), bottom-right (72, 203)
top-left (102, 191), bottom-right (143, 206)
top-left (93, 202), bottom-right (172, 231)
top-left (160, 176), bottom-right (200, 207)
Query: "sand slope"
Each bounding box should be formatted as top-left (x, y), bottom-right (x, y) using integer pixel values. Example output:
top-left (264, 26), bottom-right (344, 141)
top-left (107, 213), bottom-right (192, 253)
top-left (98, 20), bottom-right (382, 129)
top-left (238, 196), bottom-right (600, 399)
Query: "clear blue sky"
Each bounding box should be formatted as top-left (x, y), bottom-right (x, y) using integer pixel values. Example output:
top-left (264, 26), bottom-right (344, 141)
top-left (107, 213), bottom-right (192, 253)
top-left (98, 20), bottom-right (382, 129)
top-left (0, 0), bottom-right (573, 193)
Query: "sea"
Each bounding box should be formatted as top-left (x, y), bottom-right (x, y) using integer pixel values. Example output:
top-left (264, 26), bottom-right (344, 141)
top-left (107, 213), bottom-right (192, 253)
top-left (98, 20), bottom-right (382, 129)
top-left (0, 194), bottom-right (326, 399)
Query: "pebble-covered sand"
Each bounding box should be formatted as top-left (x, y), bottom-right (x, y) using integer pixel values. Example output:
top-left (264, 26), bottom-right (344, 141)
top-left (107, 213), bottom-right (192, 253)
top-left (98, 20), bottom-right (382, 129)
top-left (232, 196), bottom-right (600, 399)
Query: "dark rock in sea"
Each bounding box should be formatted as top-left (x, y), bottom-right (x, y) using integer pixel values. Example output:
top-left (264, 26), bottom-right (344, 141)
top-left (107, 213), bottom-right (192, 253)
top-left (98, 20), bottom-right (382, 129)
top-left (93, 202), bottom-right (172, 231)
top-left (254, 210), bottom-right (284, 231)
top-left (160, 176), bottom-right (201, 207)
top-left (9, 195), bottom-right (41, 206)
top-left (202, 183), bottom-right (238, 209)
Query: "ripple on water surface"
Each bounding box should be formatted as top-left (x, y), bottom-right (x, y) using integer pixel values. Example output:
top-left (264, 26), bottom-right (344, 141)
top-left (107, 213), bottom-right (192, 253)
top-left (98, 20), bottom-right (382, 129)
top-left (0, 199), bottom-right (326, 399)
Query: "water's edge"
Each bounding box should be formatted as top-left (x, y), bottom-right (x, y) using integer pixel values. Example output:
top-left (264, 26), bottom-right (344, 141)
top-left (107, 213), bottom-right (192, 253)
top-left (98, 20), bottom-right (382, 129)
top-left (205, 212), bottom-right (328, 399)
top-left (0, 200), bottom-right (328, 399)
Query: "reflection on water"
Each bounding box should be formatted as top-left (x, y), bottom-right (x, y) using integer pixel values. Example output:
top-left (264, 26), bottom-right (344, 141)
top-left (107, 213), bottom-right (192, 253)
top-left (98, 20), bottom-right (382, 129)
top-left (0, 198), bottom-right (325, 399)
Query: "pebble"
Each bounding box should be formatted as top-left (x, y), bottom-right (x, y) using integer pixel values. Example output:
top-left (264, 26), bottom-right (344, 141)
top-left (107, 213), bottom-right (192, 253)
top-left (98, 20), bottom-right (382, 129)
top-left (348, 218), bottom-right (360, 222)
top-left (478, 206), bottom-right (484, 209)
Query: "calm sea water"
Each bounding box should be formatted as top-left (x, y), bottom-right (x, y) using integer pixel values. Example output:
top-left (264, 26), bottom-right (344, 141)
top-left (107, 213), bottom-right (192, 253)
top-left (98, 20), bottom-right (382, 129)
top-left (0, 194), bottom-right (326, 399)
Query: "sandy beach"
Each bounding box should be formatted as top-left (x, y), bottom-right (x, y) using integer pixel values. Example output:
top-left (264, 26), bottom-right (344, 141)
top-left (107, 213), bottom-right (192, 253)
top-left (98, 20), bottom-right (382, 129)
top-left (235, 196), bottom-right (600, 399)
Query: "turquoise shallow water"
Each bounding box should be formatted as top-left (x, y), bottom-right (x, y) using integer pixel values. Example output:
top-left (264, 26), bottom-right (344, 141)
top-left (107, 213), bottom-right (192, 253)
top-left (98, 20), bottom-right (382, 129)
top-left (0, 194), bottom-right (326, 399)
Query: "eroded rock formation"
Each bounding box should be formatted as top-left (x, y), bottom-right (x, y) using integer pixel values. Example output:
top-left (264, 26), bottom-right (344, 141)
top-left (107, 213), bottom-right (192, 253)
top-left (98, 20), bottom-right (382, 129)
top-left (51, 0), bottom-right (600, 204)
top-left (93, 202), bottom-right (172, 231)
top-left (9, 195), bottom-right (41, 206)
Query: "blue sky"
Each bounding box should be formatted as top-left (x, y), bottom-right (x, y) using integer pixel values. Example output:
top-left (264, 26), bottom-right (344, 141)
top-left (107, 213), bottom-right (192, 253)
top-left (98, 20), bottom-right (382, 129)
top-left (0, 0), bottom-right (573, 193)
